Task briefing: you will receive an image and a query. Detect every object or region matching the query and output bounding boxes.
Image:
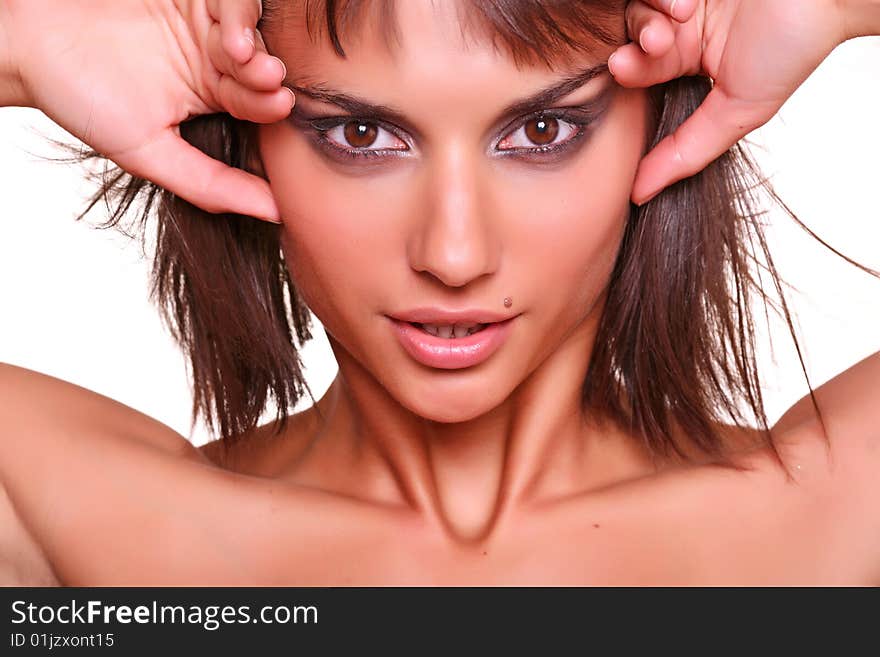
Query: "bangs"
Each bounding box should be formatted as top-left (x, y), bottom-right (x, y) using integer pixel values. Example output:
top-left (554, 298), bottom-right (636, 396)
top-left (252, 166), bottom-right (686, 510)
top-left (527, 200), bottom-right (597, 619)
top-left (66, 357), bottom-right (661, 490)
top-left (262, 0), bottom-right (627, 68)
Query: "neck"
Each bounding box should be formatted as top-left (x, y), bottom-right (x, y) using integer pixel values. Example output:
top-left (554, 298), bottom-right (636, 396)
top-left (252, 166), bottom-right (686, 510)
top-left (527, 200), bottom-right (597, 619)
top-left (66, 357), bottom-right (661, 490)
top-left (300, 305), bottom-right (657, 545)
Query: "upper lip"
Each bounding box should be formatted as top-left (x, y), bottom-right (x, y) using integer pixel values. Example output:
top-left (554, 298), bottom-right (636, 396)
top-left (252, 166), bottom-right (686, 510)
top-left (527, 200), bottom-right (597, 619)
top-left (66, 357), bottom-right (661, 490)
top-left (389, 308), bottom-right (517, 324)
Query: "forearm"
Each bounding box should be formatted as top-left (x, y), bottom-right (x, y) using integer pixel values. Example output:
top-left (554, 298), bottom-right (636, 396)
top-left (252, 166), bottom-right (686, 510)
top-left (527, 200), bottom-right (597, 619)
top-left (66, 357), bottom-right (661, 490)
top-left (838, 0), bottom-right (880, 39)
top-left (0, 1), bottom-right (30, 107)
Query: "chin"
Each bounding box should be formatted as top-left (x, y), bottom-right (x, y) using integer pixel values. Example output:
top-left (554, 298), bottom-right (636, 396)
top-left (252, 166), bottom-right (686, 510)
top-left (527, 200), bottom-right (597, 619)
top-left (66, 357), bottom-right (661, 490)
top-left (405, 400), bottom-right (494, 424)
top-left (391, 374), bottom-right (512, 424)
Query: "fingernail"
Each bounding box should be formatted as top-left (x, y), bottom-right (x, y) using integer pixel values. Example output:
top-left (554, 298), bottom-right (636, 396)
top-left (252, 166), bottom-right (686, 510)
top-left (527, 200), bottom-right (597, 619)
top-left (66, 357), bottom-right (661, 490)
top-left (607, 51), bottom-right (618, 72)
top-left (284, 87), bottom-right (295, 110)
top-left (243, 27), bottom-right (255, 50)
top-left (669, 0), bottom-right (679, 19)
top-left (275, 57), bottom-right (287, 81)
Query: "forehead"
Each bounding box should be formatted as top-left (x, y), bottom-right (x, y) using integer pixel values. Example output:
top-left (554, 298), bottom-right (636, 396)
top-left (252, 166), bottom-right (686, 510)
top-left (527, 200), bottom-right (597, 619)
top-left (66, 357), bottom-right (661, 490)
top-left (262, 0), bottom-right (626, 77)
top-left (263, 0), bottom-right (624, 125)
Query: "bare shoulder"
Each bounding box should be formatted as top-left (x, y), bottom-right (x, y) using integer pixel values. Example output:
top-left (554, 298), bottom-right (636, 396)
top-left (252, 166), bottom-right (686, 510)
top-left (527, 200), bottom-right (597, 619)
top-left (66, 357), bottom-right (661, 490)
top-left (0, 366), bottom-right (399, 585)
top-left (0, 363), bottom-right (212, 585)
top-left (769, 350), bottom-right (880, 583)
top-left (772, 350), bottom-right (880, 451)
top-left (0, 362), bottom-right (204, 461)
top-left (769, 350), bottom-right (880, 477)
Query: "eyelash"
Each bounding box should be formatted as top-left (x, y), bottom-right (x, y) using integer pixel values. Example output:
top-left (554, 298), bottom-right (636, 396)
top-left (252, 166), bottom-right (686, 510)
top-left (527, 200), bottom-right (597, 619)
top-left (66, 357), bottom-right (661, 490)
top-left (302, 107), bottom-right (600, 162)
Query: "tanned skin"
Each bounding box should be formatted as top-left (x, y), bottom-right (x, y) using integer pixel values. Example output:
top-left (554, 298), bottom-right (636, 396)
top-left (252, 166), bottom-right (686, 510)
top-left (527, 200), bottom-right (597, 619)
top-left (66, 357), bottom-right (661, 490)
top-left (1, 0), bottom-right (878, 585)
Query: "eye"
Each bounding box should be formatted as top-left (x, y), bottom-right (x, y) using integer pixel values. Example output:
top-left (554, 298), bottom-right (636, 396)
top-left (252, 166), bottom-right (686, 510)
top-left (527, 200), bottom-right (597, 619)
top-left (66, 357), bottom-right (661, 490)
top-left (320, 119), bottom-right (408, 154)
top-left (295, 105), bottom-right (600, 162)
top-left (496, 115), bottom-right (582, 152)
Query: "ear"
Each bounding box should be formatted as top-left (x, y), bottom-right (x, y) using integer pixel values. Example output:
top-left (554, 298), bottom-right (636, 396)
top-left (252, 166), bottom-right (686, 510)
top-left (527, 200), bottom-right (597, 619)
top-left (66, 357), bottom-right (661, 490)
top-left (240, 122), bottom-right (271, 181)
top-left (245, 145), bottom-right (269, 181)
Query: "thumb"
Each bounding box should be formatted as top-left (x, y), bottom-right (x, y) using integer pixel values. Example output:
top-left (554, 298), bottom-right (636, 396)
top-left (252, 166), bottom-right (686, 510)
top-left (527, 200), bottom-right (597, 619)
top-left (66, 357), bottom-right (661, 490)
top-left (631, 85), bottom-right (777, 205)
top-left (121, 129), bottom-right (280, 223)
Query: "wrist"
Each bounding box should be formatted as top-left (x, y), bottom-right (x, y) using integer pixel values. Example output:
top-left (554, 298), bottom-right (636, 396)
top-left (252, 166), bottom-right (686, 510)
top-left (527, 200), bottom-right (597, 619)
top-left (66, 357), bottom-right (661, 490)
top-left (0, 0), bottom-right (31, 107)
top-left (836, 0), bottom-right (880, 40)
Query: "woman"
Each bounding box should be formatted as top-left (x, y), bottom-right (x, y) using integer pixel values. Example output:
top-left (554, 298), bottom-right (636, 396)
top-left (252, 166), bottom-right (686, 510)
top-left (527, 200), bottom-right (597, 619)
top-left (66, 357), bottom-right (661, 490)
top-left (1, 0), bottom-right (878, 585)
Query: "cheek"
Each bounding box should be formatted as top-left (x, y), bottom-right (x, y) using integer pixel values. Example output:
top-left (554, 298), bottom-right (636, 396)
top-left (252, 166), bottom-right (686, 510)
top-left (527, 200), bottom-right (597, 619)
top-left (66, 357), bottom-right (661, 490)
top-left (257, 123), bottom-right (405, 318)
top-left (501, 87), bottom-right (647, 300)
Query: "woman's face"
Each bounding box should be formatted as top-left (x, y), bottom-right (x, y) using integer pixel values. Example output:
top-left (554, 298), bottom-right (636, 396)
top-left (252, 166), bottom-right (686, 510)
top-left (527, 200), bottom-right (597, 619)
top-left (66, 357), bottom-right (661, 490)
top-left (259, 1), bottom-right (648, 422)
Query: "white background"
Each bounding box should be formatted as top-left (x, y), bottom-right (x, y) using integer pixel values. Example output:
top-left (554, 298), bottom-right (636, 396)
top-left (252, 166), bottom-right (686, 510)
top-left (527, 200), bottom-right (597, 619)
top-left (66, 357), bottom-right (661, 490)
top-left (1, 37), bottom-right (878, 447)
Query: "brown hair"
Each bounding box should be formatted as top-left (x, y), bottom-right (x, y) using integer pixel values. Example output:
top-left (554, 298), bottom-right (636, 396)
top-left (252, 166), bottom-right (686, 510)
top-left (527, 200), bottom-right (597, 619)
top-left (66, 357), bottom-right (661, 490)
top-left (59, 0), bottom-right (878, 468)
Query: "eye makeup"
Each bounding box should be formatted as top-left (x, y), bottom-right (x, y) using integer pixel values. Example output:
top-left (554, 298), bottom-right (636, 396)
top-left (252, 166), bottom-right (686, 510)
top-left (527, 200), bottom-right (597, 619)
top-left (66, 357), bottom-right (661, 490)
top-left (288, 113), bottom-right (412, 162)
top-left (493, 105), bottom-right (607, 162)
top-left (285, 82), bottom-right (615, 166)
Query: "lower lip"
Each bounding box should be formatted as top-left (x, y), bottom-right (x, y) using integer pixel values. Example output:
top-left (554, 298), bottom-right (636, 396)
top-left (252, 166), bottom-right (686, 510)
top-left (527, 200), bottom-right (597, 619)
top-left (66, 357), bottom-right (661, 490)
top-left (389, 317), bottom-right (516, 370)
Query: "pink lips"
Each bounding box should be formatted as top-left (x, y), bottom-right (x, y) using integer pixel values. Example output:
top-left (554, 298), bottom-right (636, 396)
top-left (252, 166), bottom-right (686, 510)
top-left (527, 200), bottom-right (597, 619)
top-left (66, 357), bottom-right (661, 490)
top-left (388, 316), bottom-right (516, 369)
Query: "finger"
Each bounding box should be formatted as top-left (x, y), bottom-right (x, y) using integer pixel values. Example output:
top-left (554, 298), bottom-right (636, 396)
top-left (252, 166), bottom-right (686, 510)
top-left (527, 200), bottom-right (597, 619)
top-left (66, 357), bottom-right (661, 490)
top-left (630, 87), bottom-right (773, 205)
top-left (125, 129), bottom-right (281, 222)
top-left (635, 0), bottom-right (698, 23)
top-left (217, 75), bottom-right (295, 123)
top-left (625, 1), bottom-right (677, 56)
top-left (206, 0), bottom-right (263, 65)
top-left (608, 41), bottom-right (685, 88)
top-left (208, 21), bottom-right (285, 90)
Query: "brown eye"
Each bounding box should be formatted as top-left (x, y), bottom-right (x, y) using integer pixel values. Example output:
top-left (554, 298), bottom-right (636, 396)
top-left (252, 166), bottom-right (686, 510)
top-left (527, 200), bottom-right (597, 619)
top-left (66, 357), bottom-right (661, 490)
top-left (524, 117), bottom-right (559, 146)
top-left (344, 121), bottom-right (379, 148)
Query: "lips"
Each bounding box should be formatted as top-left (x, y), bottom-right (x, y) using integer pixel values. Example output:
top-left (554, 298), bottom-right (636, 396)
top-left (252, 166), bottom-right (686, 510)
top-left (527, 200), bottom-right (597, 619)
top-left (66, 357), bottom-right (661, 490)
top-left (387, 310), bottom-right (517, 369)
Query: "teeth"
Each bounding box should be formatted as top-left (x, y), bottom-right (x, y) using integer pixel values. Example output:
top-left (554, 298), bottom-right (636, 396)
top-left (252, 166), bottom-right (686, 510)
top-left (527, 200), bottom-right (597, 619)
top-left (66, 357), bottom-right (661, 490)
top-left (418, 322), bottom-right (486, 339)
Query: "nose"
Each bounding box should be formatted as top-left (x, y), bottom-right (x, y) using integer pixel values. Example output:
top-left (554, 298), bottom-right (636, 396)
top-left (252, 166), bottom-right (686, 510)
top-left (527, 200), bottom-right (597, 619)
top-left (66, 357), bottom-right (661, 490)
top-left (407, 146), bottom-right (500, 288)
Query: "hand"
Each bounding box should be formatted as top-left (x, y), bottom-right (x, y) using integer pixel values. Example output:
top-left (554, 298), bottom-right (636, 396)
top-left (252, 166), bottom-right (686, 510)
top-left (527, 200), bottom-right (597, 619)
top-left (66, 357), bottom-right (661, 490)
top-left (3, 0), bottom-right (291, 222)
top-left (609, 0), bottom-right (851, 205)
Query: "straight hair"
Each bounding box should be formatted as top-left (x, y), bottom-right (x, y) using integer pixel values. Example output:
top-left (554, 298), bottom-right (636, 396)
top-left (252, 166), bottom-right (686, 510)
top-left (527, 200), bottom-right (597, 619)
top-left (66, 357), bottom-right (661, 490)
top-left (58, 0), bottom-right (879, 470)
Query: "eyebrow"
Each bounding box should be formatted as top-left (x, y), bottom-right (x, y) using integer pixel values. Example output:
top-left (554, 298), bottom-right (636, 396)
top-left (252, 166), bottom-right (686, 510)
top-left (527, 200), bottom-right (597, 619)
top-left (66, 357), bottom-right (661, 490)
top-left (285, 62), bottom-right (609, 137)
